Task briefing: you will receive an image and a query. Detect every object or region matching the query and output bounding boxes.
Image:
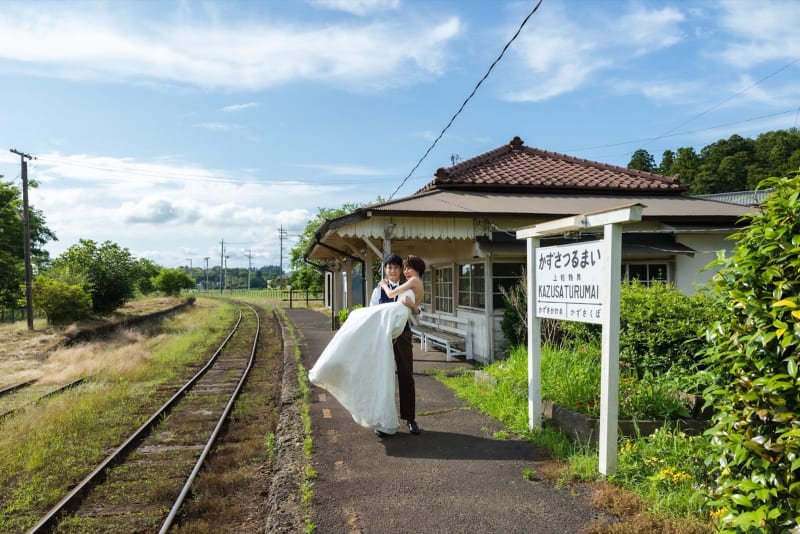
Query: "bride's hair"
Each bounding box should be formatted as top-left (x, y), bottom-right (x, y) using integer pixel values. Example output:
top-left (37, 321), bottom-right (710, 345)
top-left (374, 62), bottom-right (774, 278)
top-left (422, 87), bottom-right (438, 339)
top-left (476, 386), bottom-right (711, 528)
top-left (404, 255), bottom-right (425, 276)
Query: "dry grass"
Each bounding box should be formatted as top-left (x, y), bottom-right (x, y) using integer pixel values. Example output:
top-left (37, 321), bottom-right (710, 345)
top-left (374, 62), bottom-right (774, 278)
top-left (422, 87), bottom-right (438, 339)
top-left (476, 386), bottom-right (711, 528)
top-left (581, 482), bottom-right (714, 534)
top-left (35, 330), bottom-right (150, 385)
top-left (0, 297), bottom-right (185, 387)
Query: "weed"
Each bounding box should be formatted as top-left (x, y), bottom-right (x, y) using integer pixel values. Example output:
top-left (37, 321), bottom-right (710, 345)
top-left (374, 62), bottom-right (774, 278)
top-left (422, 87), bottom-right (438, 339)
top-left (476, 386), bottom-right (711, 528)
top-left (265, 432), bottom-right (277, 462)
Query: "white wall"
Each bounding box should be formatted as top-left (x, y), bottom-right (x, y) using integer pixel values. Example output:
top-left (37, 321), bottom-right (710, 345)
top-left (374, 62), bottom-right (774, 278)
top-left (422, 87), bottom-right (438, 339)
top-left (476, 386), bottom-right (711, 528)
top-left (674, 233), bottom-right (737, 293)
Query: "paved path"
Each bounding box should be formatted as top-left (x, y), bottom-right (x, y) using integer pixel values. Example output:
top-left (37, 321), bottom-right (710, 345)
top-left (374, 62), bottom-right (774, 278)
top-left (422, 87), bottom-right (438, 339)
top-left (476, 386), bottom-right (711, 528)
top-left (284, 308), bottom-right (605, 534)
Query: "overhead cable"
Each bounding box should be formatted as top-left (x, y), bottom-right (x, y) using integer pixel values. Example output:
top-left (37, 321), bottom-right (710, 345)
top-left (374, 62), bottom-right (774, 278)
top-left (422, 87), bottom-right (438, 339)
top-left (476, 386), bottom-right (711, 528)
top-left (388, 0), bottom-right (545, 199)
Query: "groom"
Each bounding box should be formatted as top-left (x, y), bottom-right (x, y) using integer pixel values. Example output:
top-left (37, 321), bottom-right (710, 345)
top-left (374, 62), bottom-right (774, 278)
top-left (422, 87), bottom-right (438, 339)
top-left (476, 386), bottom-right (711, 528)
top-left (370, 253), bottom-right (421, 437)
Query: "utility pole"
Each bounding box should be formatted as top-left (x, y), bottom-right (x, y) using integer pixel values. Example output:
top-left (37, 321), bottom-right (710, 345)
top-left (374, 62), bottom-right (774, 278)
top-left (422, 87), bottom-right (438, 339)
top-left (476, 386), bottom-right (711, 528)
top-left (204, 257), bottom-right (210, 291)
top-left (225, 255), bottom-right (230, 292)
top-left (10, 149), bottom-right (34, 330)
top-left (278, 225), bottom-right (287, 289)
top-left (245, 249), bottom-right (252, 290)
top-left (219, 239), bottom-right (225, 293)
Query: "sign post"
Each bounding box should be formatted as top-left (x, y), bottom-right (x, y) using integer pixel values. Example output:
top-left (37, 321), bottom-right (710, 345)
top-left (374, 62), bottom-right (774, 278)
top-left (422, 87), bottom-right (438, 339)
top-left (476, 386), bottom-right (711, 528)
top-left (516, 204), bottom-right (643, 475)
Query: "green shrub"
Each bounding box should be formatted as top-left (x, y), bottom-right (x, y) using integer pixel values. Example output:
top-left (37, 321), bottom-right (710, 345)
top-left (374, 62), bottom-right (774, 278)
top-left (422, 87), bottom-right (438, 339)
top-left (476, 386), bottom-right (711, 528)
top-left (500, 277), bottom-right (719, 379)
top-left (152, 268), bottom-right (195, 297)
top-left (698, 174), bottom-right (800, 533)
top-left (513, 344), bottom-right (688, 420)
top-left (338, 305), bottom-right (363, 325)
top-left (560, 281), bottom-right (720, 379)
top-left (31, 276), bottom-right (92, 325)
top-left (618, 281), bottom-right (721, 378)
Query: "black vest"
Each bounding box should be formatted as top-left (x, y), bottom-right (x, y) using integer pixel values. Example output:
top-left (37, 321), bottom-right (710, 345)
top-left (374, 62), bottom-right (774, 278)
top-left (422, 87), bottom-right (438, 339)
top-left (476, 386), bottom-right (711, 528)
top-left (379, 285), bottom-right (411, 333)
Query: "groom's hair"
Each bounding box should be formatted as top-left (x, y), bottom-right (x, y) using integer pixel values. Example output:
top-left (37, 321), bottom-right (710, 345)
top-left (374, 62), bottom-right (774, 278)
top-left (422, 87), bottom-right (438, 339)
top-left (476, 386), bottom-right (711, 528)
top-left (383, 253), bottom-right (403, 268)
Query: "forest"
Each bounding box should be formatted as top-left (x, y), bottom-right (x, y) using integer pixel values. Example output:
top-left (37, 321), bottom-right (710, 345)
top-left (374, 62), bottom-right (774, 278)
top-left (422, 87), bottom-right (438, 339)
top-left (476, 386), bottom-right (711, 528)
top-left (626, 128), bottom-right (800, 194)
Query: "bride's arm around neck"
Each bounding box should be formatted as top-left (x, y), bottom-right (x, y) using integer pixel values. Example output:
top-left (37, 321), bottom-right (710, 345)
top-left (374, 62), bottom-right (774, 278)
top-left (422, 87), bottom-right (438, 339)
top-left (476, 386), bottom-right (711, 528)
top-left (379, 276), bottom-right (420, 299)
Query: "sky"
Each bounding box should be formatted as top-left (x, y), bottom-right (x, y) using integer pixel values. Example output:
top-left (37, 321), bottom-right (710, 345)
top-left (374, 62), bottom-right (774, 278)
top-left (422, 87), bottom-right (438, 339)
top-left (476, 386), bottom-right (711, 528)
top-left (1, 0), bottom-right (799, 272)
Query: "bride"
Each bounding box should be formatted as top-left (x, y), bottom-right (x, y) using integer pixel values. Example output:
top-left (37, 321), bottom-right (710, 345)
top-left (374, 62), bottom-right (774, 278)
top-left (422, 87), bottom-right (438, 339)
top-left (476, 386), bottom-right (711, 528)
top-left (308, 256), bottom-right (424, 435)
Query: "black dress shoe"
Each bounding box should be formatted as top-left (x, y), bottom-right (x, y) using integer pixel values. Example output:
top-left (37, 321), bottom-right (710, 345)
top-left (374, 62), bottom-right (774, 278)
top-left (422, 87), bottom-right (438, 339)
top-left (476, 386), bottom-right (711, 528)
top-left (374, 429), bottom-right (391, 438)
top-left (407, 420), bottom-right (420, 435)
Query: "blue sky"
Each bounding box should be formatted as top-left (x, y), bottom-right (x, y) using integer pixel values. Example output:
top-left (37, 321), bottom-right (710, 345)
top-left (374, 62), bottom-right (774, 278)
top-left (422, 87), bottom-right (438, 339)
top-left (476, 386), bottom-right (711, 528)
top-left (1, 0), bottom-right (798, 270)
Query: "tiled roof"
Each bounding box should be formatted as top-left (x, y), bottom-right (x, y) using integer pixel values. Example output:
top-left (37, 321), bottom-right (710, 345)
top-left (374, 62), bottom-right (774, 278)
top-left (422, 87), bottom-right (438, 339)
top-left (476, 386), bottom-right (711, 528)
top-left (418, 136), bottom-right (684, 193)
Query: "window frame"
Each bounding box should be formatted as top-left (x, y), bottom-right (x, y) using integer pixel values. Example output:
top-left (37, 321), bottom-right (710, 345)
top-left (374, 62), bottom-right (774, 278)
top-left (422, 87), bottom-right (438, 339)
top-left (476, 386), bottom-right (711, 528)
top-left (457, 261), bottom-right (486, 310)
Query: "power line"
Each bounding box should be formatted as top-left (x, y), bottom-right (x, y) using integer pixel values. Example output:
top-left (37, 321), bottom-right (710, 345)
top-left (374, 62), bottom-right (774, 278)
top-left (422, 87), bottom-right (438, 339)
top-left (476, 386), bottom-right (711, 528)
top-left (566, 107), bottom-right (800, 154)
top-left (388, 0), bottom-right (544, 199)
top-left (632, 57), bottom-right (800, 155)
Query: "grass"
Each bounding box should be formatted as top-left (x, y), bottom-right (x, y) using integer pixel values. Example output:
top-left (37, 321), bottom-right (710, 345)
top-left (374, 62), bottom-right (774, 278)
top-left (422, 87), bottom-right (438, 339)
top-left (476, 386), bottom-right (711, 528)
top-left (434, 343), bottom-right (717, 533)
top-left (273, 307), bottom-right (317, 534)
top-left (0, 298), bottom-right (237, 532)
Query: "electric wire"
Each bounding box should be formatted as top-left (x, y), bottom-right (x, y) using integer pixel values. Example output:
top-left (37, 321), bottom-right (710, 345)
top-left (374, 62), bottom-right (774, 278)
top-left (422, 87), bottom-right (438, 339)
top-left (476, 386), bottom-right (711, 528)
top-left (567, 107), bottom-right (800, 154)
top-left (388, 0), bottom-right (544, 199)
top-left (629, 57), bottom-right (800, 155)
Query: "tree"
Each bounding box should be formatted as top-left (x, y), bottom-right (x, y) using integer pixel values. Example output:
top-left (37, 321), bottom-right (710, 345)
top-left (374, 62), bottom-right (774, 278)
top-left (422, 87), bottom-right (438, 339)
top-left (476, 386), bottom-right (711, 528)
top-left (31, 275), bottom-right (92, 325)
top-left (289, 202), bottom-right (366, 291)
top-left (670, 147), bottom-right (701, 192)
top-left (152, 268), bottom-right (195, 297)
top-left (0, 177), bottom-right (56, 309)
top-left (50, 239), bottom-right (139, 313)
top-left (627, 149), bottom-right (656, 173)
top-left (699, 173), bottom-right (800, 531)
top-left (657, 149), bottom-right (675, 175)
top-left (133, 257), bottom-right (161, 295)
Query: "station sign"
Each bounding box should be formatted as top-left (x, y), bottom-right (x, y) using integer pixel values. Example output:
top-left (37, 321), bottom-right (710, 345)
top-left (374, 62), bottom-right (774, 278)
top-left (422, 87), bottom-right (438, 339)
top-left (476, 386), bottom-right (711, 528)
top-left (534, 241), bottom-right (602, 324)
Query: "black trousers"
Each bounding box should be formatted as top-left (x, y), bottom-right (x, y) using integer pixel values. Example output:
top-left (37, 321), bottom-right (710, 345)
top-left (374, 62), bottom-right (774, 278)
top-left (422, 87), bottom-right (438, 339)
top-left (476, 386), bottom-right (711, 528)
top-left (394, 329), bottom-right (415, 421)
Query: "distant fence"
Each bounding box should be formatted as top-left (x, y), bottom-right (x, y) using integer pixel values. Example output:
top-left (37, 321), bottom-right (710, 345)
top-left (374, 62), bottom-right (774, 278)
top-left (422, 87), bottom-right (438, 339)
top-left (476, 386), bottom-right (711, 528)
top-left (195, 288), bottom-right (325, 308)
top-left (0, 306), bottom-right (45, 325)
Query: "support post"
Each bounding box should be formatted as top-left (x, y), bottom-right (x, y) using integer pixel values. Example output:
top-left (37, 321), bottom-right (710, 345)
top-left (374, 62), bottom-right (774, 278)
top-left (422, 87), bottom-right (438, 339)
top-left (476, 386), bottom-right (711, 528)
top-left (599, 223), bottom-right (622, 475)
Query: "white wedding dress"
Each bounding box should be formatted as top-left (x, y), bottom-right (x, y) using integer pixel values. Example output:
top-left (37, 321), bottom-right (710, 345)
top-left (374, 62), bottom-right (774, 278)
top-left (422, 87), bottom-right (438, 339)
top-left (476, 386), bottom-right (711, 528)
top-left (308, 290), bottom-right (415, 435)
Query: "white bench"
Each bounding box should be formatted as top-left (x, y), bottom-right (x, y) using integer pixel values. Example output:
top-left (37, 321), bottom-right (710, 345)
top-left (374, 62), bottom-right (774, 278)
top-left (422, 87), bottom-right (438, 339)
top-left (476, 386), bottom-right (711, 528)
top-left (411, 312), bottom-right (473, 362)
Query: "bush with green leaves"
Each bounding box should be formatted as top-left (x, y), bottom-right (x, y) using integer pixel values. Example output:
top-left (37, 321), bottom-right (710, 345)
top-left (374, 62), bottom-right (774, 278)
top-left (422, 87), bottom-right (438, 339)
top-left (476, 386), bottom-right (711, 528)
top-left (338, 305), bottom-right (363, 325)
top-left (50, 239), bottom-right (140, 313)
top-left (699, 174), bottom-right (800, 532)
top-left (152, 268), bottom-right (195, 297)
top-left (501, 276), bottom-right (720, 379)
top-left (31, 276), bottom-right (92, 325)
top-left (617, 281), bottom-right (722, 379)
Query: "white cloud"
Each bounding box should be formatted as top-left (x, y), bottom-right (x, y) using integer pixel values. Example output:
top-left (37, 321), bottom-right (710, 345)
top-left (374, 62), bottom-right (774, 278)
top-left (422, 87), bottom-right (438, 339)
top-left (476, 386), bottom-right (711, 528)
top-left (0, 6), bottom-right (461, 91)
top-left (502, 2), bottom-right (685, 102)
top-left (291, 163), bottom-right (391, 176)
top-left (21, 151), bottom-right (361, 265)
top-left (616, 6), bottom-right (685, 54)
top-left (309, 0), bottom-right (400, 16)
top-left (194, 122), bottom-right (242, 131)
top-left (716, 0), bottom-right (800, 67)
top-left (221, 102), bottom-right (258, 112)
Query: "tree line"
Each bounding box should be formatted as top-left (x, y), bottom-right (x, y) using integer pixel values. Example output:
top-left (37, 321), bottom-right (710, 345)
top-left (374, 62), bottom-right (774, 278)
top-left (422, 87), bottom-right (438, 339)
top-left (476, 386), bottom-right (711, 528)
top-left (627, 128), bottom-right (800, 194)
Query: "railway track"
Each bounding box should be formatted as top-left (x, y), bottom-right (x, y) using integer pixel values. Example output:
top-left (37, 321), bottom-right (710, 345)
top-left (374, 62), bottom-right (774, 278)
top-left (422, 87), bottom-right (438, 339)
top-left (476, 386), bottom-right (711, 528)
top-left (0, 378), bottom-right (87, 421)
top-left (27, 301), bottom-right (261, 533)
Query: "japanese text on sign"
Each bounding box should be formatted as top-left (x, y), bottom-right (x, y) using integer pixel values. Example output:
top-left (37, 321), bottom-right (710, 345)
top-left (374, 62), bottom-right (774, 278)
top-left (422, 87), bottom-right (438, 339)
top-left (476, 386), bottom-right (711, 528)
top-left (535, 241), bottom-right (603, 324)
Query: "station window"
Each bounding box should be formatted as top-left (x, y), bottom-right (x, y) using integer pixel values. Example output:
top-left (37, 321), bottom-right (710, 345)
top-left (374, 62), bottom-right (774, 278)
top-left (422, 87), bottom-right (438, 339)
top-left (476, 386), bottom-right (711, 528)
top-left (458, 262), bottom-right (485, 309)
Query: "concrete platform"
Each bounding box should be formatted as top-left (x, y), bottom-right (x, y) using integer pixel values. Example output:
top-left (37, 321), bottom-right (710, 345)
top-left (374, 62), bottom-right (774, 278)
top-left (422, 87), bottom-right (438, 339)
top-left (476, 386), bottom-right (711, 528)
top-left (283, 307), bottom-right (605, 534)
